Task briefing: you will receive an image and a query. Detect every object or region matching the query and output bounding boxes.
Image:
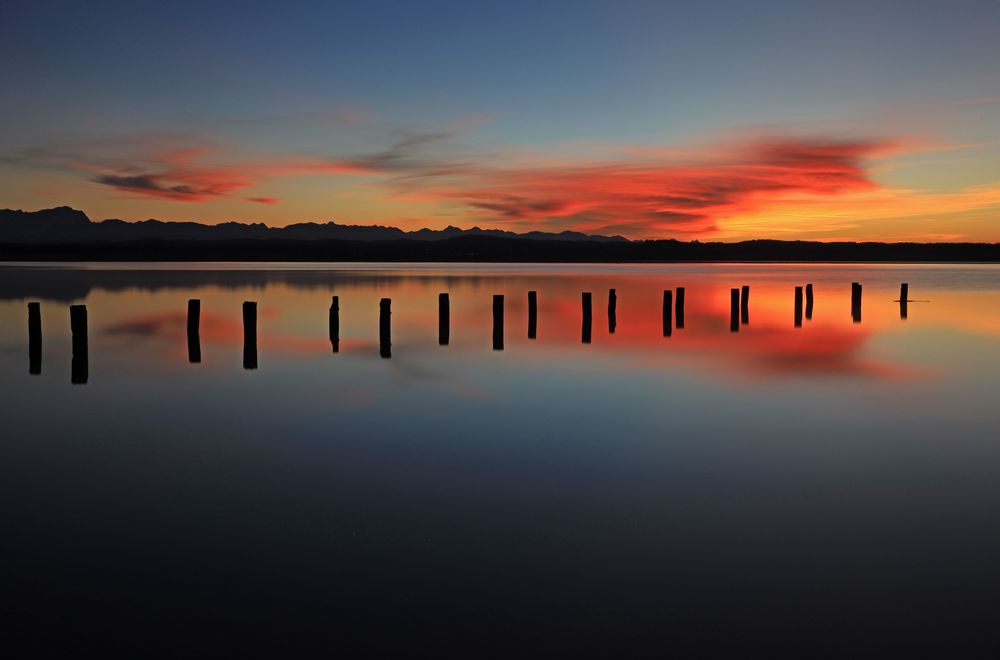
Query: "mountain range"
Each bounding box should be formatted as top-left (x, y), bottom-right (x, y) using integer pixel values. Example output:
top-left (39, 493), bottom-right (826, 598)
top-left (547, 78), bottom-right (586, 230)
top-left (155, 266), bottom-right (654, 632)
top-left (0, 206), bottom-right (628, 244)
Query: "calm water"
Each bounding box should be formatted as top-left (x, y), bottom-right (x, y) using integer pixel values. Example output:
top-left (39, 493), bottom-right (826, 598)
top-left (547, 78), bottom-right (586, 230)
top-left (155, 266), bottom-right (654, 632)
top-left (2, 262), bottom-right (1000, 657)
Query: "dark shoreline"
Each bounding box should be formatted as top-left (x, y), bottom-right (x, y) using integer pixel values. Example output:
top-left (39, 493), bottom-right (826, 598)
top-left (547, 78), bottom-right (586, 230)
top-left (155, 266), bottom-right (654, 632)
top-left (2, 235), bottom-right (999, 263)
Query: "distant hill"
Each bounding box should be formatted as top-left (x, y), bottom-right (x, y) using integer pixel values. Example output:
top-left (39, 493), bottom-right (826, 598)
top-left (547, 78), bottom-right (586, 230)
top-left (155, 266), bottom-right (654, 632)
top-left (0, 206), bottom-right (628, 244)
top-left (1, 206), bottom-right (998, 262)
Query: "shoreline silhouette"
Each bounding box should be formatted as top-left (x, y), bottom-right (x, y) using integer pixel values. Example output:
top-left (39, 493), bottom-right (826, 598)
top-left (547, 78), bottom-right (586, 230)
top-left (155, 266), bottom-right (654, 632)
top-left (1, 206), bottom-right (998, 263)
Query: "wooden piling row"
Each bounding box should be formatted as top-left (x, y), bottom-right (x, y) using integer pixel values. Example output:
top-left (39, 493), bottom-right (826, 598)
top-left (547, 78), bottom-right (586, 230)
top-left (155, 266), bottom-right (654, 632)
top-left (32, 283), bottom-right (916, 376)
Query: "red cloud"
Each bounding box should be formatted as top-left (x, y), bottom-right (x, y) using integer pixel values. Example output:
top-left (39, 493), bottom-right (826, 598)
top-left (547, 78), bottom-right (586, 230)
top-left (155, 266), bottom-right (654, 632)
top-left (404, 137), bottom-right (901, 236)
top-left (246, 196), bottom-right (280, 204)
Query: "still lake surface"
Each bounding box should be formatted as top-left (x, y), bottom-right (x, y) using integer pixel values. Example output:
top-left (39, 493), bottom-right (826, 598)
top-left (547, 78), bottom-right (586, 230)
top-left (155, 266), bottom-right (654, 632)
top-left (2, 262), bottom-right (1000, 657)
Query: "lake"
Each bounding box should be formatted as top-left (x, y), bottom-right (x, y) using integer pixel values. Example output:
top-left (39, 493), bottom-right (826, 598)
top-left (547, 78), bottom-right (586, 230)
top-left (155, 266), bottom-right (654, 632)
top-left (2, 262), bottom-right (999, 657)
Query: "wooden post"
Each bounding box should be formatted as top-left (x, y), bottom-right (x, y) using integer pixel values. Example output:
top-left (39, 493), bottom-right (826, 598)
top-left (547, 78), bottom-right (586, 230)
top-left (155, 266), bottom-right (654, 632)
top-left (70, 304), bottom-right (88, 384)
top-left (527, 291), bottom-right (537, 340)
top-left (243, 301), bottom-right (257, 369)
top-left (607, 288), bottom-right (617, 334)
top-left (899, 283), bottom-right (908, 321)
top-left (379, 298), bottom-right (391, 358)
top-left (805, 284), bottom-right (814, 321)
top-left (851, 282), bottom-right (862, 323)
top-left (187, 299), bottom-right (201, 364)
top-left (662, 290), bottom-right (673, 337)
top-left (582, 292), bottom-right (592, 344)
top-left (675, 287), bottom-right (685, 329)
top-left (730, 288), bottom-right (739, 333)
top-left (740, 285), bottom-right (750, 325)
top-left (493, 294), bottom-right (504, 351)
top-left (794, 286), bottom-right (803, 328)
top-left (28, 302), bottom-right (41, 375)
top-left (439, 293), bottom-right (450, 346)
top-left (329, 296), bottom-right (340, 353)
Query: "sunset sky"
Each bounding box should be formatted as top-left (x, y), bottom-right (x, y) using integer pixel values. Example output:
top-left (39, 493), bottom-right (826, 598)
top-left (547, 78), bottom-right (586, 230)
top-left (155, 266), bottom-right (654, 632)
top-left (2, 0), bottom-right (999, 241)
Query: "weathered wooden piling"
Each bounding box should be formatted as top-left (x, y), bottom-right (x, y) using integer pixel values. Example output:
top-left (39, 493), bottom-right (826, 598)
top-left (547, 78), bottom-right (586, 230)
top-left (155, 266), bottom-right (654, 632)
top-left (607, 288), bottom-right (617, 334)
top-left (730, 288), bottom-right (739, 333)
top-left (794, 286), bottom-right (804, 328)
top-left (70, 304), bottom-right (88, 384)
top-left (582, 292), bottom-right (593, 344)
top-left (662, 290), bottom-right (673, 337)
top-left (675, 287), bottom-right (685, 329)
top-left (379, 298), bottom-right (391, 358)
top-left (851, 282), bottom-right (862, 323)
top-left (740, 285), bottom-right (750, 325)
top-left (805, 284), bottom-right (814, 321)
top-left (28, 302), bottom-right (41, 375)
top-left (329, 296), bottom-right (340, 353)
top-left (527, 291), bottom-right (537, 340)
top-left (899, 283), bottom-right (908, 321)
top-left (187, 299), bottom-right (201, 364)
top-left (493, 294), bottom-right (504, 351)
top-left (243, 301), bottom-right (258, 369)
top-left (439, 293), bottom-right (450, 346)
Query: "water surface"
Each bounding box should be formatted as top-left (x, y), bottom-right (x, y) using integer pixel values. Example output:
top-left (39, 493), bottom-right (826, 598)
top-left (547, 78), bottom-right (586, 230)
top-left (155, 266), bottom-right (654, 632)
top-left (2, 262), bottom-right (999, 657)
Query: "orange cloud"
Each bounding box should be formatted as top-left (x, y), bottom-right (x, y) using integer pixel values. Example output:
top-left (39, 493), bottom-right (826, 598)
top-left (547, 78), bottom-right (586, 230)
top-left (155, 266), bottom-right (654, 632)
top-left (392, 136), bottom-right (903, 236)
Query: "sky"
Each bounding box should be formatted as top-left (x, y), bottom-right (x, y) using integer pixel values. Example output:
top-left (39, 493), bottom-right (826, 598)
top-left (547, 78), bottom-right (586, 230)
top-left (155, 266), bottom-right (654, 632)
top-left (1, 0), bottom-right (999, 241)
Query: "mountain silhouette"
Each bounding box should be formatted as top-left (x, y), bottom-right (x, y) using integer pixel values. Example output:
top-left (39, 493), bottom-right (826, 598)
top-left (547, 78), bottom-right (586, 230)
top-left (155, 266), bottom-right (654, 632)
top-left (1, 206), bottom-right (998, 262)
top-left (0, 206), bottom-right (628, 243)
